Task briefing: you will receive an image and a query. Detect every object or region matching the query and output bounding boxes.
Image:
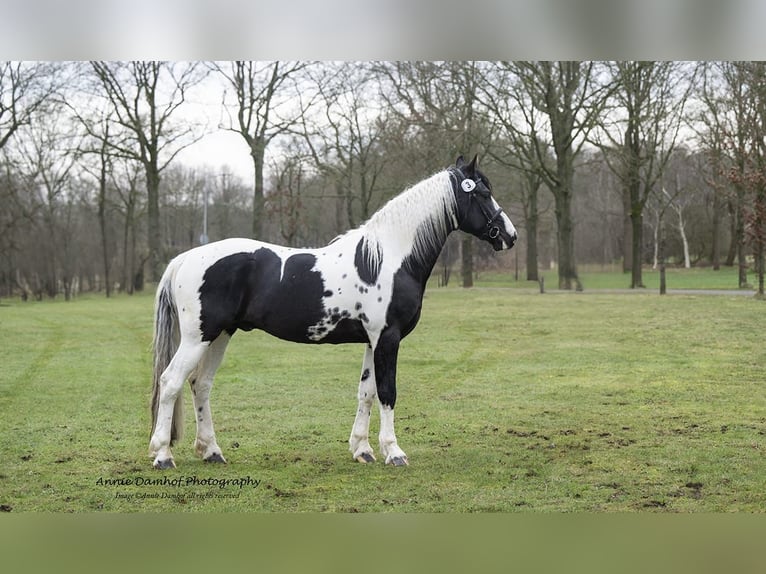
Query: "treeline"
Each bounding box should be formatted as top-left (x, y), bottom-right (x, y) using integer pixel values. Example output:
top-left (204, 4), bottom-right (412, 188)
top-left (1, 61), bottom-right (765, 300)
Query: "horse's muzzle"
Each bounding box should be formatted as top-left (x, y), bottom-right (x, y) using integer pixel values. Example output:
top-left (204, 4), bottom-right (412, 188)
top-left (492, 229), bottom-right (517, 251)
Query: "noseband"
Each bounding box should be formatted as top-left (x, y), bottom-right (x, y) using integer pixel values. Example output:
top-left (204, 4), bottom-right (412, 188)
top-left (449, 168), bottom-right (505, 241)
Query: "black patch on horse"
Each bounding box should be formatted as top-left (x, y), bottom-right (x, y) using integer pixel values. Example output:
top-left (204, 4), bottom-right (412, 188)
top-left (354, 238), bottom-right (381, 286)
top-left (199, 248), bottom-right (327, 343)
top-left (318, 318), bottom-right (369, 344)
top-left (386, 265), bottom-right (424, 340)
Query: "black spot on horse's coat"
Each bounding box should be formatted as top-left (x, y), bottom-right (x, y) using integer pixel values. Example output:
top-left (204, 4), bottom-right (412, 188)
top-left (354, 238), bottom-right (381, 285)
top-left (361, 369), bottom-right (370, 381)
top-left (355, 302), bottom-right (362, 311)
top-left (199, 248), bottom-right (327, 343)
top-left (323, 290), bottom-right (333, 297)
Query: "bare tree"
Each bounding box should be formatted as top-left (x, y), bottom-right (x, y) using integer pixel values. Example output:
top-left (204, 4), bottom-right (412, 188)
top-left (85, 118), bottom-right (114, 296)
top-left (694, 62), bottom-right (733, 272)
top-left (595, 61), bottom-right (695, 288)
top-left (89, 61), bottom-right (206, 282)
top-left (10, 102), bottom-right (82, 299)
top-left (213, 61), bottom-right (313, 240)
top-left (74, 105), bottom-right (125, 297)
top-left (267, 147), bottom-right (305, 246)
top-left (696, 62), bottom-right (760, 288)
top-left (0, 61), bottom-right (65, 299)
top-left (110, 158), bottom-right (145, 293)
top-left (478, 62), bottom-right (553, 281)
top-left (661, 172), bottom-right (691, 269)
top-left (510, 61), bottom-right (611, 289)
top-left (725, 62), bottom-right (766, 297)
top-left (301, 62), bottom-right (388, 230)
top-left (0, 62), bottom-right (63, 150)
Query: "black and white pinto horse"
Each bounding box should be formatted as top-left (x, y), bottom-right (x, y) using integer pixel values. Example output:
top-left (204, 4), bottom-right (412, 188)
top-left (149, 155), bottom-right (517, 469)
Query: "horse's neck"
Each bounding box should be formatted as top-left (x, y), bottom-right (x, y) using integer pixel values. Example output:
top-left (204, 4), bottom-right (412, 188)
top-left (363, 172), bottom-right (456, 286)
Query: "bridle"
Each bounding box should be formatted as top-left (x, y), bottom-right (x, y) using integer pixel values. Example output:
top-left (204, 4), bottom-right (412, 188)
top-left (449, 168), bottom-right (505, 241)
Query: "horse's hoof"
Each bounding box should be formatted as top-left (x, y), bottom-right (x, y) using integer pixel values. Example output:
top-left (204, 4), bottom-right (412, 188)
top-left (204, 453), bottom-right (227, 464)
top-left (356, 452), bottom-right (376, 463)
top-left (388, 456), bottom-right (409, 467)
top-left (153, 458), bottom-right (176, 470)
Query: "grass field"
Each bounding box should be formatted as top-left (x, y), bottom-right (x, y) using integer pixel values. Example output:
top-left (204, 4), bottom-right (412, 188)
top-left (474, 264), bottom-right (755, 291)
top-left (1, 275), bottom-right (764, 512)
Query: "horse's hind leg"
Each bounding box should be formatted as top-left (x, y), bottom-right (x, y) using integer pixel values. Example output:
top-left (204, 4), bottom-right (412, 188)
top-left (150, 340), bottom-right (207, 469)
top-left (349, 344), bottom-right (377, 463)
top-left (190, 333), bottom-right (230, 463)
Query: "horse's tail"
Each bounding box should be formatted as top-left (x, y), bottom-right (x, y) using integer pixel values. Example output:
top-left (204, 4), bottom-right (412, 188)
top-left (150, 259), bottom-right (184, 446)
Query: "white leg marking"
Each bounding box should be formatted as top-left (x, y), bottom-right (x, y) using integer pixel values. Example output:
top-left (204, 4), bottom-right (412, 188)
top-left (191, 334), bottom-right (230, 462)
top-left (149, 340), bottom-right (207, 468)
top-left (379, 403), bottom-right (408, 466)
top-left (349, 346), bottom-right (377, 462)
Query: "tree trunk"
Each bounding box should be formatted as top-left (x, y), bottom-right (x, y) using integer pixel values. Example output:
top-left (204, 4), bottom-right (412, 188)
top-left (251, 140), bottom-right (266, 239)
top-left (525, 176), bottom-right (539, 281)
top-left (677, 210), bottom-right (691, 269)
top-left (555, 186), bottom-right (578, 290)
top-left (146, 165), bottom-right (162, 283)
top-left (652, 213), bottom-right (659, 269)
top-left (659, 222), bottom-right (667, 295)
top-left (725, 199), bottom-right (737, 266)
top-left (734, 187), bottom-right (748, 287)
top-left (622, 188), bottom-right (633, 273)
top-left (755, 190), bottom-right (766, 297)
top-left (630, 206), bottom-right (644, 288)
top-left (461, 236), bottom-right (473, 288)
top-left (711, 187), bottom-right (721, 270)
top-left (98, 157), bottom-right (111, 297)
top-left (121, 208), bottom-right (130, 293)
top-left (756, 240), bottom-right (765, 297)
top-left (551, 139), bottom-right (579, 290)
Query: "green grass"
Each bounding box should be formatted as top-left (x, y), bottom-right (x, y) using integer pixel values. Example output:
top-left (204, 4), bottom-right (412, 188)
top-left (475, 265), bottom-right (753, 290)
top-left (0, 280), bottom-right (764, 512)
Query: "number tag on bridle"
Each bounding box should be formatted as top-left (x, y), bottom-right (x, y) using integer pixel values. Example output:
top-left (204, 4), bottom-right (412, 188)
top-left (461, 179), bottom-right (476, 193)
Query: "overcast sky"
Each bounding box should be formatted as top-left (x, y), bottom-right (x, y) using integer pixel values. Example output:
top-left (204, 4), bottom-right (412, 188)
top-left (4, 0), bottom-right (766, 181)
top-left (2, 0), bottom-right (766, 60)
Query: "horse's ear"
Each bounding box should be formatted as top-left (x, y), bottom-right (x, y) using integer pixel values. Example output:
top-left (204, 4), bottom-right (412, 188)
top-left (455, 155), bottom-right (465, 168)
top-left (467, 154), bottom-right (478, 173)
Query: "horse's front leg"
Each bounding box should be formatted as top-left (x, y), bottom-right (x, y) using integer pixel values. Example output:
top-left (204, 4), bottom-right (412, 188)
top-left (374, 329), bottom-right (408, 466)
top-left (349, 344), bottom-right (377, 463)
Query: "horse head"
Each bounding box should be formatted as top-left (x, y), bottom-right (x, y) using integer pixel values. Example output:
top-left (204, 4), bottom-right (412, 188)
top-left (451, 155), bottom-right (518, 251)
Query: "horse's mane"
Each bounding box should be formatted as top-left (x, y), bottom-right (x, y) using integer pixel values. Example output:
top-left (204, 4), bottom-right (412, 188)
top-left (358, 170), bottom-right (457, 273)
